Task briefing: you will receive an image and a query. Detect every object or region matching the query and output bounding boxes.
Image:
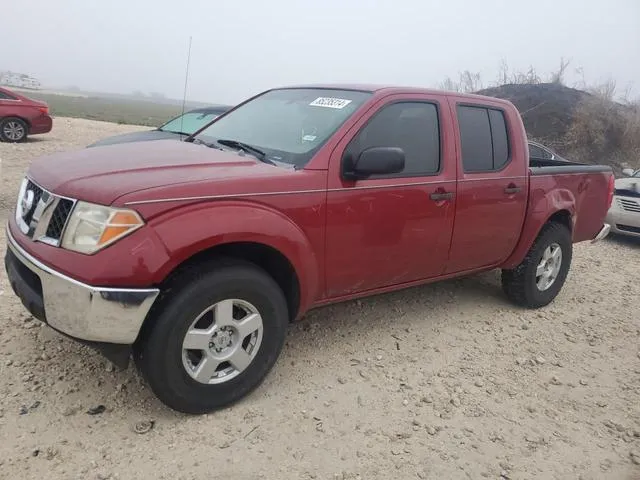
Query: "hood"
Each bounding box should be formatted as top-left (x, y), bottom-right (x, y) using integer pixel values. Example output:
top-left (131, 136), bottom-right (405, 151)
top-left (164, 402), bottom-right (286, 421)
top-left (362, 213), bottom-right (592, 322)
top-left (87, 129), bottom-right (183, 147)
top-left (28, 139), bottom-right (291, 206)
top-left (615, 177), bottom-right (640, 193)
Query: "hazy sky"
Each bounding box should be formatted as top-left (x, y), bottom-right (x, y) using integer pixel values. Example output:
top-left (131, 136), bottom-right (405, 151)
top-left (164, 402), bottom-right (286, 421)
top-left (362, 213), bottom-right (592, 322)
top-left (4, 0), bottom-right (639, 104)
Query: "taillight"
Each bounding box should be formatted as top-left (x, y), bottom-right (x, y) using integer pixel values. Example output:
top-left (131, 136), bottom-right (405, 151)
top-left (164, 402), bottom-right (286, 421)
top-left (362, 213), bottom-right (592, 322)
top-left (606, 174), bottom-right (614, 209)
top-left (38, 106), bottom-right (48, 115)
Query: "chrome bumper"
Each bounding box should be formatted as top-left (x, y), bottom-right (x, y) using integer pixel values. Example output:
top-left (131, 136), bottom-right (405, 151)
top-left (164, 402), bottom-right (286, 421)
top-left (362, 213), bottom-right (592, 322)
top-left (591, 223), bottom-right (611, 243)
top-left (605, 202), bottom-right (640, 237)
top-left (5, 228), bottom-right (159, 344)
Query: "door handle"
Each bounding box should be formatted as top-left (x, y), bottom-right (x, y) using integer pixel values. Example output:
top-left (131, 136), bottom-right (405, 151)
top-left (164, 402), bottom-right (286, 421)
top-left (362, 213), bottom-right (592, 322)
top-left (430, 191), bottom-right (454, 201)
top-left (504, 184), bottom-right (521, 194)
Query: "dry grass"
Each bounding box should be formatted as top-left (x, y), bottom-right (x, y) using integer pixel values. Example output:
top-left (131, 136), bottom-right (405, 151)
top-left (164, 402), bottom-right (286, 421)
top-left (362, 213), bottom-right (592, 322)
top-left (565, 82), bottom-right (640, 170)
top-left (20, 91), bottom-right (186, 127)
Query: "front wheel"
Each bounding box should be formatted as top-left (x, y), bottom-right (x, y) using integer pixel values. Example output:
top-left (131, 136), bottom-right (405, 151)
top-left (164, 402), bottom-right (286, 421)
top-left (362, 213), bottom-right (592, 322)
top-left (134, 260), bottom-right (289, 414)
top-left (501, 222), bottom-right (572, 308)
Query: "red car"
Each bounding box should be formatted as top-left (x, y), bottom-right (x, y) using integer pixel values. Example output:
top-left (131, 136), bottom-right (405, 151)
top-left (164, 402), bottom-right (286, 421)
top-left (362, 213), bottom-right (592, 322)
top-left (0, 86), bottom-right (52, 142)
top-left (5, 84), bottom-right (613, 414)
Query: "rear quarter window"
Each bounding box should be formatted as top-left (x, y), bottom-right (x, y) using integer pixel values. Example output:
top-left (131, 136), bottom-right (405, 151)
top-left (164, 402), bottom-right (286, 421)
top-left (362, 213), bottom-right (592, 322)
top-left (457, 105), bottom-right (510, 172)
top-left (489, 109), bottom-right (509, 169)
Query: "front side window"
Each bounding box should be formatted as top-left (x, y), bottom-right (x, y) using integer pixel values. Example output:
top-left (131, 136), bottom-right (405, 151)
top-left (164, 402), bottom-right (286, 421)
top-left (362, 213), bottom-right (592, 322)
top-left (194, 88), bottom-right (372, 167)
top-left (160, 111), bottom-right (225, 135)
top-left (457, 105), bottom-right (510, 172)
top-left (346, 101), bottom-right (441, 177)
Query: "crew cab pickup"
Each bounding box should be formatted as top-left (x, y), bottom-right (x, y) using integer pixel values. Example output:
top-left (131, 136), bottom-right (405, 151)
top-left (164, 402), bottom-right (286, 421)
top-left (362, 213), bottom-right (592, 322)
top-left (4, 85), bottom-right (614, 414)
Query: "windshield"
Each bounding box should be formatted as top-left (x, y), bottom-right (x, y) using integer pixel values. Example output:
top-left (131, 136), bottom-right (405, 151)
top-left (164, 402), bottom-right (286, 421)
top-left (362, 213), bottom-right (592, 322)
top-left (160, 111), bottom-right (223, 134)
top-left (192, 88), bottom-right (372, 167)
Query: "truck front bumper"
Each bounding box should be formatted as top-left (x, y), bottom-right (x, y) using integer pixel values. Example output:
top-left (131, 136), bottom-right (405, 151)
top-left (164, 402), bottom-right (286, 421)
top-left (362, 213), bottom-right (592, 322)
top-left (4, 228), bottom-right (160, 349)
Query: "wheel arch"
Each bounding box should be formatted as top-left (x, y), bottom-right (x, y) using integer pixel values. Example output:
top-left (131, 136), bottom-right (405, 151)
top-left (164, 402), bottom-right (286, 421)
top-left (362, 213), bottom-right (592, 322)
top-left (159, 241), bottom-right (301, 322)
top-left (502, 208), bottom-right (573, 270)
top-left (134, 237), bottom-right (306, 351)
top-left (1, 115), bottom-right (31, 127)
top-left (546, 209), bottom-right (573, 234)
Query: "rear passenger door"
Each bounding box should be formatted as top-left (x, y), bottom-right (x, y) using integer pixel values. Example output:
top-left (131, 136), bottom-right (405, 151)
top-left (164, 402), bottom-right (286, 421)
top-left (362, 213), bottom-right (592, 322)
top-left (324, 94), bottom-right (457, 298)
top-left (445, 100), bottom-right (527, 273)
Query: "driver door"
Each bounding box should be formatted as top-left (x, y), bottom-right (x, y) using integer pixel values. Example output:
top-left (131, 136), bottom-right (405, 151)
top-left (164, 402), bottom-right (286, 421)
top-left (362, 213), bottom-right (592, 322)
top-left (323, 94), bottom-right (457, 298)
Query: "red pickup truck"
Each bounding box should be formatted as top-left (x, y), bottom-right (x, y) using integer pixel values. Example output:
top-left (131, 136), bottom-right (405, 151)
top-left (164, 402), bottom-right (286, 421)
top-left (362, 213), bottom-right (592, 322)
top-left (5, 85), bottom-right (614, 413)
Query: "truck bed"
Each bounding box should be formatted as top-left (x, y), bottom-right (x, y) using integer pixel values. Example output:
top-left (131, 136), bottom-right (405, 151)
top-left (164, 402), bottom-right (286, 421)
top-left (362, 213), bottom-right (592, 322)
top-left (526, 158), bottom-right (613, 245)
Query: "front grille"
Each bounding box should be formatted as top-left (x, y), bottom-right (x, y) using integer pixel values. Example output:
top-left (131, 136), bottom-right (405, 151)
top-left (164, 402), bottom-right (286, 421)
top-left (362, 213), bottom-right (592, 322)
top-left (21, 180), bottom-right (44, 226)
top-left (615, 188), bottom-right (640, 198)
top-left (46, 198), bottom-right (74, 240)
top-left (617, 224), bottom-right (640, 234)
top-left (618, 198), bottom-right (640, 213)
top-left (15, 177), bottom-right (76, 246)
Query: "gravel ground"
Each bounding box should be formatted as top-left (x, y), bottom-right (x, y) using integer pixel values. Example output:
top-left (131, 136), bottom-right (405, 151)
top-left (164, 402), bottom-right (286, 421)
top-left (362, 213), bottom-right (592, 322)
top-left (1, 117), bottom-right (640, 480)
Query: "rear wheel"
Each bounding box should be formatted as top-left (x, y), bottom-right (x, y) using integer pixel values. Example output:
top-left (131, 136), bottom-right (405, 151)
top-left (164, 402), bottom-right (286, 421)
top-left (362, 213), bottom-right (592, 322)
top-left (501, 222), bottom-right (572, 308)
top-left (134, 259), bottom-right (289, 414)
top-left (0, 117), bottom-right (28, 142)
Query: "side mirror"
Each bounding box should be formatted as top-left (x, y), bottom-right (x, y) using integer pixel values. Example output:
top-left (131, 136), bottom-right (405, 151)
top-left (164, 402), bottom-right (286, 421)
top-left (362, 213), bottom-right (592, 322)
top-left (342, 146), bottom-right (405, 180)
top-left (622, 168), bottom-right (635, 177)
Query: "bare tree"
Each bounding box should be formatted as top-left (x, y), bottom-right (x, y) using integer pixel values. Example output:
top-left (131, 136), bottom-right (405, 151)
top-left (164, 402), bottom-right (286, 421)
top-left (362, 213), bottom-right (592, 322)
top-left (589, 79), bottom-right (617, 102)
top-left (549, 57), bottom-right (571, 84)
top-left (460, 70), bottom-right (483, 92)
top-left (497, 59), bottom-right (509, 85)
top-left (440, 70), bottom-right (483, 93)
top-left (439, 77), bottom-right (460, 92)
top-left (492, 60), bottom-right (541, 86)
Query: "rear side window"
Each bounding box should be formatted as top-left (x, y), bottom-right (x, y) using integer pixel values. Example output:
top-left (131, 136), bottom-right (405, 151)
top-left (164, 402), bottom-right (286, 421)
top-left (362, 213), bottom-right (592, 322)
top-left (348, 101), bottom-right (441, 177)
top-left (0, 91), bottom-right (17, 100)
top-left (457, 105), bottom-right (510, 172)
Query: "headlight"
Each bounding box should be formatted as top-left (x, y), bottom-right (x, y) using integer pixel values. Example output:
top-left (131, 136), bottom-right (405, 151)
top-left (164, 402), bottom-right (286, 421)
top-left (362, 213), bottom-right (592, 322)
top-left (61, 201), bottom-right (144, 254)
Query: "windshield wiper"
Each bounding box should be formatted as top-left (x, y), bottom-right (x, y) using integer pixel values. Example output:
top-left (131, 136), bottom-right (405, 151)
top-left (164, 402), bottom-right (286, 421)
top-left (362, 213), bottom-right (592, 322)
top-left (161, 129), bottom-right (191, 136)
top-left (217, 139), bottom-right (276, 165)
top-left (191, 137), bottom-right (223, 150)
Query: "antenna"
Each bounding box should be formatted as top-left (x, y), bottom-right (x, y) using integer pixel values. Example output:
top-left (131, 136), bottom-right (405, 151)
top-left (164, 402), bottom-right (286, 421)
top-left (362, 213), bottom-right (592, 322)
top-left (179, 36), bottom-right (193, 137)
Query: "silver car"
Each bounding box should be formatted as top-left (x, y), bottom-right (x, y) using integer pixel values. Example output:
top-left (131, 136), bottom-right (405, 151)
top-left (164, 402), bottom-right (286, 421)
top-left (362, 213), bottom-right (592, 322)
top-left (528, 140), bottom-right (568, 162)
top-left (605, 168), bottom-right (640, 238)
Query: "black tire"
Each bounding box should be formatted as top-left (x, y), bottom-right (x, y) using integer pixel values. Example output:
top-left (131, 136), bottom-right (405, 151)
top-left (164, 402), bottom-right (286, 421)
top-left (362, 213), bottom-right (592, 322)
top-left (134, 259), bottom-right (289, 414)
top-left (0, 117), bottom-right (28, 142)
top-left (501, 222), bottom-right (572, 309)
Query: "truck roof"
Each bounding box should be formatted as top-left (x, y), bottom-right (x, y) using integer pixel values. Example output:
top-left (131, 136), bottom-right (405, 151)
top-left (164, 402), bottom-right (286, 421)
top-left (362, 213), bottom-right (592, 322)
top-left (278, 83), bottom-right (512, 105)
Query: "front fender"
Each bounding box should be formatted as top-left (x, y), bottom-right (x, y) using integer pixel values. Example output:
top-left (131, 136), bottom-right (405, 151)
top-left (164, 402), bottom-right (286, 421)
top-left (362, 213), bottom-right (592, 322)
top-left (148, 201), bottom-right (320, 315)
top-left (501, 186), bottom-right (575, 269)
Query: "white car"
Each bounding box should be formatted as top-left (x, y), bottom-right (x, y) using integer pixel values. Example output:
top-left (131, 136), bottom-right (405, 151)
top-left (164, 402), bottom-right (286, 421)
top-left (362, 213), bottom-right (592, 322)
top-left (605, 168), bottom-right (640, 238)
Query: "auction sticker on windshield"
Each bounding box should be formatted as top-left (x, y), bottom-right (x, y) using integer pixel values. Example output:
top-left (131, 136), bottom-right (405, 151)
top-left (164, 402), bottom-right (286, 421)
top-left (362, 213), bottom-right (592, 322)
top-left (309, 97), bottom-right (353, 109)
